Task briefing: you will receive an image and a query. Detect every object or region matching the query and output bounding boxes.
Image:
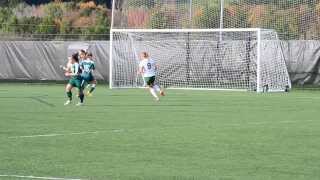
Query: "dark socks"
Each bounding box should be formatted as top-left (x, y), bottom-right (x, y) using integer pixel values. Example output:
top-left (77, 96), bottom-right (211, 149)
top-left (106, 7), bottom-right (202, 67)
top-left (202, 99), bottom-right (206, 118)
top-left (66, 91), bottom-right (72, 100)
top-left (89, 87), bottom-right (95, 93)
top-left (79, 93), bottom-right (84, 103)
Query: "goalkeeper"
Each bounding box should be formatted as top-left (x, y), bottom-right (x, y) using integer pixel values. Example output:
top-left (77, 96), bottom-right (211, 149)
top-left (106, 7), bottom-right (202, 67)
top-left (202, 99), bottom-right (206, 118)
top-left (138, 52), bottom-right (165, 101)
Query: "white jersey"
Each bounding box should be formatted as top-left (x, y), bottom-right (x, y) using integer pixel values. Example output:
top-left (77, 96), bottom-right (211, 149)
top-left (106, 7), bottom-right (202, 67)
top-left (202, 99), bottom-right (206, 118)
top-left (139, 58), bottom-right (157, 77)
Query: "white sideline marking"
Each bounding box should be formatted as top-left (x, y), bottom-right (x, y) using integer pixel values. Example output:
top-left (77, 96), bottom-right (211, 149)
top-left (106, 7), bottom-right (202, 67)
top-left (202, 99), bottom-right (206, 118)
top-left (8, 129), bottom-right (123, 139)
top-left (0, 174), bottom-right (84, 180)
top-left (6, 119), bottom-right (317, 139)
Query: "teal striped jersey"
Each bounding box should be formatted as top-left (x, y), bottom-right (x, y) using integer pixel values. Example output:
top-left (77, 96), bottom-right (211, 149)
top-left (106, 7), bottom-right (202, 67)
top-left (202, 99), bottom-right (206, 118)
top-left (80, 59), bottom-right (95, 74)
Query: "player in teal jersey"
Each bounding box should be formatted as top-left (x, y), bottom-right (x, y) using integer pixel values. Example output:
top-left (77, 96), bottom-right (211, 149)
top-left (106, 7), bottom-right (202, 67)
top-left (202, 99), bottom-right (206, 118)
top-left (61, 53), bottom-right (85, 106)
top-left (80, 52), bottom-right (97, 96)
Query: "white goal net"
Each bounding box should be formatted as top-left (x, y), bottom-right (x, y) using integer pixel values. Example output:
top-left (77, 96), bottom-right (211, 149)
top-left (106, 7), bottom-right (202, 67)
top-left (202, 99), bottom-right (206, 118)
top-left (110, 28), bottom-right (291, 92)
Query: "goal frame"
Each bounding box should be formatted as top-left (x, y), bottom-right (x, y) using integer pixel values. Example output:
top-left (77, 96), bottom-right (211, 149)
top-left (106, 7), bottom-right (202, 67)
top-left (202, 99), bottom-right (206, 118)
top-left (109, 28), bottom-right (264, 92)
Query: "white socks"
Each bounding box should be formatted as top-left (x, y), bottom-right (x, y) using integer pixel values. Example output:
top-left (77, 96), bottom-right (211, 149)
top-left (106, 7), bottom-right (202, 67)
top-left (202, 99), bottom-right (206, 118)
top-left (149, 88), bottom-right (159, 100)
top-left (153, 85), bottom-right (161, 92)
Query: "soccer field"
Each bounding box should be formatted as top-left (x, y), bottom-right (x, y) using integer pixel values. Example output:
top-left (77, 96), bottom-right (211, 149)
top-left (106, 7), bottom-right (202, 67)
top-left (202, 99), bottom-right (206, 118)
top-left (0, 83), bottom-right (319, 180)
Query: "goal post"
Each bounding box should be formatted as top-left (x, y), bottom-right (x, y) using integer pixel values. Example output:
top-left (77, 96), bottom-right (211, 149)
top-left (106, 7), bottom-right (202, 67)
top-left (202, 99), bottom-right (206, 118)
top-left (109, 28), bottom-right (291, 92)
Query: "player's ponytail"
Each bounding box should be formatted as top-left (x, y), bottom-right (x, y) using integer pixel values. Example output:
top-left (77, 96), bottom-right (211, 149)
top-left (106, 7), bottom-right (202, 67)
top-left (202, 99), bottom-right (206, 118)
top-left (72, 53), bottom-right (79, 63)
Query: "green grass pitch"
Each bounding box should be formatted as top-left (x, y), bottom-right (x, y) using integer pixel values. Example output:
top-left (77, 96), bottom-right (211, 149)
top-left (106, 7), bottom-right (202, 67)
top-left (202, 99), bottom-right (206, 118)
top-left (0, 83), bottom-right (320, 180)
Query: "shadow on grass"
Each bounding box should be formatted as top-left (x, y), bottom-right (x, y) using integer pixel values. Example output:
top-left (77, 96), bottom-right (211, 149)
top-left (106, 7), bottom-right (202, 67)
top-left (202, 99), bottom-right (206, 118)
top-left (87, 104), bottom-right (193, 107)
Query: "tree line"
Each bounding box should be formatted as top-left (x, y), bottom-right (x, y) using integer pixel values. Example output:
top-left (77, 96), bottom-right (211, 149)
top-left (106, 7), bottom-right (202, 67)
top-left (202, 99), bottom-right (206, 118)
top-left (0, 0), bottom-right (111, 40)
top-left (0, 0), bottom-right (319, 40)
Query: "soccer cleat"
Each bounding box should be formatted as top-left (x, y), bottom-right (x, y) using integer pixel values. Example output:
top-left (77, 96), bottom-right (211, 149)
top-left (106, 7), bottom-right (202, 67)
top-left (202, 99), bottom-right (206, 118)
top-left (155, 97), bottom-right (160, 101)
top-left (76, 102), bottom-right (84, 106)
top-left (160, 91), bottom-right (165, 96)
top-left (64, 100), bottom-right (71, 106)
top-left (86, 91), bottom-right (93, 97)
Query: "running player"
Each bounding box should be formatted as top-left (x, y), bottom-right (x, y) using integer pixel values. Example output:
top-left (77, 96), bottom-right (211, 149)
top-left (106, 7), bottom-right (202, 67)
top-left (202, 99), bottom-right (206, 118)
top-left (138, 52), bottom-right (165, 101)
top-left (62, 53), bottom-right (85, 106)
top-left (80, 52), bottom-right (97, 96)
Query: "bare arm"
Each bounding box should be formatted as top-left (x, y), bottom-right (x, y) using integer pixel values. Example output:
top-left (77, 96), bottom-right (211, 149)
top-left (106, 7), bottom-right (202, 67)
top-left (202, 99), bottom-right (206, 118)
top-left (137, 64), bottom-right (145, 75)
top-left (60, 65), bottom-right (69, 71)
top-left (60, 57), bottom-right (73, 72)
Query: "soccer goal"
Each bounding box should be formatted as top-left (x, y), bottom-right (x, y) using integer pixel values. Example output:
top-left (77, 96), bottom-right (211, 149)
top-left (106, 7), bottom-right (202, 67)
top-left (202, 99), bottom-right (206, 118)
top-left (110, 28), bottom-right (291, 92)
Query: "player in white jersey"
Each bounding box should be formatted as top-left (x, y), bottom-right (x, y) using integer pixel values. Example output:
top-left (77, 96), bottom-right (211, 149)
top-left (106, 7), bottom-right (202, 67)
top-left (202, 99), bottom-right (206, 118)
top-left (60, 53), bottom-right (85, 106)
top-left (138, 52), bottom-right (165, 101)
